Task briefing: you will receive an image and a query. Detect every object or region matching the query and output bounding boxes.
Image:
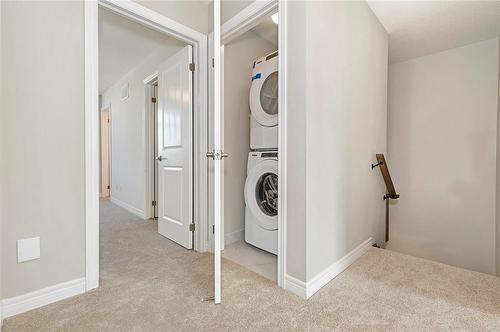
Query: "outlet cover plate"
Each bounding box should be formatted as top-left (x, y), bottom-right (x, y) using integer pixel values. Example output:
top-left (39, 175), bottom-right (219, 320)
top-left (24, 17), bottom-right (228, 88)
top-left (17, 237), bottom-right (40, 263)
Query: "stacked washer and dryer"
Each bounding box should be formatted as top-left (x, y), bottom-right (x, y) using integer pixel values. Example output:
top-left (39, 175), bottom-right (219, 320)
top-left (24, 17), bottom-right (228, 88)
top-left (244, 51), bottom-right (279, 255)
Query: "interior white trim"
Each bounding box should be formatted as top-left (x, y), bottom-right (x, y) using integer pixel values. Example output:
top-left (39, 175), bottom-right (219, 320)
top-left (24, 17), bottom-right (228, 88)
top-left (224, 229), bottom-right (244, 246)
top-left (284, 274), bottom-right (307, 299)
top-left (2, 278), bottom-right (86, 319)
top-left (110, 197), bottom-right (147, 219)
top-left (221, 0), bottom-right (277, 44)
top-left (306, 238), bottom-right (374, 299)
top-left (142, 71), bottom-right (158, 85)
top-left (277, 0), bottom-right (287, 289)
top-left (284, 238), bottom-right (373, 300)
top-left (85, 0), bottom-right (209, 293)
top-left (219, 0), bottom-right (285, 288)
top-left (84, 0), bottom-right (99, 292)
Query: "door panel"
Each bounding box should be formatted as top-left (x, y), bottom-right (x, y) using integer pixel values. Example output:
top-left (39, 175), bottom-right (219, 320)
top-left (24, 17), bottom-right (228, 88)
top-left (162, 64), bottom-right (182, 148)
top-left (157, 45), bottom-right (193, 249)
top-left (159, 166), bottom-right (182, 224)
top-left (213, 0), bottom-right (222, 304)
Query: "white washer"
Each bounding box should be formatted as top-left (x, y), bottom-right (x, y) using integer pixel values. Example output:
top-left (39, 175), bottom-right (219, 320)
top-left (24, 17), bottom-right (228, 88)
top-left (249, 51), bottom-right (278, 150)
top-left (244, 151), bottom-right (278, 255)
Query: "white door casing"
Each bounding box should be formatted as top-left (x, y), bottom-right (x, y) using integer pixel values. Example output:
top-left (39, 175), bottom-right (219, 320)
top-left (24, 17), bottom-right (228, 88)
top-left (157, 45), bottom-right (193, 249)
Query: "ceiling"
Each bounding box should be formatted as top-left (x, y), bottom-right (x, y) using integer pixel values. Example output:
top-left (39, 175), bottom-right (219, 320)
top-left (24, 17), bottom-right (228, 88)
top-left (251, 14), bottom-right (278, 47)
top-left (99, 8), bottom-right (183, 94)
top-left (367, 1), bottom-right (500, 63)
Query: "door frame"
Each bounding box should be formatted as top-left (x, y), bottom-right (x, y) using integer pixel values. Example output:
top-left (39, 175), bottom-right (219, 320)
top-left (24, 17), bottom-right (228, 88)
top-left (144, 75), bottom-right (158, 219)
top-left (84, 0), bottom-right (209, 291)
top-left (99, 106), bottom-right (111, 198)
top-left (219, 0), bottom-right (287, 288)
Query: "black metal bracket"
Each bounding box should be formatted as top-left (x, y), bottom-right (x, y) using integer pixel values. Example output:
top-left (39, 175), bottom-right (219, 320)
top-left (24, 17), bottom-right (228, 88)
top-left (384, 193), bottom-right (400, 200)
top-left (371, 162), bottom-right (383, 170)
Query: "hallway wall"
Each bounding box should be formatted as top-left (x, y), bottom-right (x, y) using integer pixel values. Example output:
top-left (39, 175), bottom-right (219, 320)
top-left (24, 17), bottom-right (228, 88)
top-left (387, 38), bottom-right (500, 275)
top-left (283, 0), bottom-right (389, 289)
top-left (0, 1), bottom-right (85, 298)
top-left (304, 1), bottom-right (388, 281)
top-left (0, 0), bottom-right (4, 322)
top-left (136, 1), bottom-right (209, 35)
top-left (284, 0), bottom-right (308, 283)
top-left (496, 40), bottom-right (500, 277)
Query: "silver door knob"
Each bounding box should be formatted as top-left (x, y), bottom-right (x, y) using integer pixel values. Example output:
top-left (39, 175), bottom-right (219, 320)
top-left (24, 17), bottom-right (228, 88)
top-left (206, 151), bottom-right (229, 160)
top-left (156, 156), bottom-right (163, 161)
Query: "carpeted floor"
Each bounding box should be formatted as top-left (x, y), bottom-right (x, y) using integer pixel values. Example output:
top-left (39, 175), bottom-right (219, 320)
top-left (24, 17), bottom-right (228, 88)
top-left (4, 200), bottom-right (500, 331)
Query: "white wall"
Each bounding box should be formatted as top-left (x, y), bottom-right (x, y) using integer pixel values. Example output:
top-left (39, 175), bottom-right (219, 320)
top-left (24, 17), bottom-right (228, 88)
top-left (101, 43), bottom-right (185, 217)
top-left (223, 30), bottom-right (276, 244)
top-left (387, 38), bottom-right (499, 275)
top-left (304, 1), bottom-right (388, 280)
top-left (0, 0), bottom-right (3, 321)
top-left (284, 0), bottom-right (308, 282)
top-left (136, 0), bottom-right (209, 34)
top-left (498, 43), bottom-right (500, 276)
top-left (221, 0), bottom-right (254, 24)
top-left (1, 1), bottom-right (85, 298)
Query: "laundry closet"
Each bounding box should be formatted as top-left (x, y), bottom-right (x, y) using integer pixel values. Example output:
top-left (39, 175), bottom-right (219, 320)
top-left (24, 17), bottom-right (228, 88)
top-left (221, 13), bottom-right (279, 282)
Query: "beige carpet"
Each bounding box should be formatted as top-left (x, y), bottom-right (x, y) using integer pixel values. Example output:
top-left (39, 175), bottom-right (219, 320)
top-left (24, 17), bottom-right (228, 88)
top-left (4, 200), bottom-right (500, 331)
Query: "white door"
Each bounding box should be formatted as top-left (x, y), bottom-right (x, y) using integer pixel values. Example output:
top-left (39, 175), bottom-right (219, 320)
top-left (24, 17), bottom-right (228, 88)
top-left (212, 0), bottom-right (222, 304)
top-left (157, 45), bottom-right (193, 249)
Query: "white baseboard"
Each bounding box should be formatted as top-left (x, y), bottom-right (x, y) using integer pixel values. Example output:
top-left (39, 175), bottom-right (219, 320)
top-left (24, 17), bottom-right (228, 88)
top-left (284, 274), bottom-right (307, 299)
top-left (2, 278), bottom-right (86, 318)
top-left (306, 237), bottom-right (373, 299)
top-left (110, 197), bottom-right (146, 219)
top-left (224, 229), bottom-right (244, 246)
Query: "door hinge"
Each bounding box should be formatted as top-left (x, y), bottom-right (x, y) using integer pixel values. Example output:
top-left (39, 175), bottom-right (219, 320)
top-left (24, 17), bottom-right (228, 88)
top-left (152, 200), bottom-right (157, 206)
top-left (152, 97), bottom-right (157, 103)
top-left (189, 223), bottom-right (196, 232)
top-left (189, 63), bottom-right (195, 72)
top-left (107, 119), bottom-right (110, 123)
top-left (107, 185), bottom-right (110, 189)
top-left (212, 225), bottom-right (215, 234)
top-left (212, 58), bottom-right (214, 68)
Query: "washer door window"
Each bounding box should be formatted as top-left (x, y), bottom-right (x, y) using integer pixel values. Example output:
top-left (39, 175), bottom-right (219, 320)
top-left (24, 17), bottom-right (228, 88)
top-left (245, 159), bottom-right (278, 230)
top-left (255, 172), bottom-right (278, 216)
top-left (259, 72), bottom-right (278, 117)
top-left (249, 56), bottom-right (279, 127)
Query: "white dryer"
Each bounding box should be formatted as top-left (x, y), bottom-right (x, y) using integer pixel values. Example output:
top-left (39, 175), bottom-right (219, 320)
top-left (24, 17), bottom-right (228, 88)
top-left (244, 151), bottom-right (278, 255)
top-left (249, 51), bottom-right (278, 150)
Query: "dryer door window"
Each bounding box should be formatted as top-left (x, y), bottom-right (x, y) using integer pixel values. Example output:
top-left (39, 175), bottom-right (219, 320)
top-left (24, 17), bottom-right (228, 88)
top-left (255, 172), bottom-right (278, 216)
top-left (260, 71), bottom-right (278, 116)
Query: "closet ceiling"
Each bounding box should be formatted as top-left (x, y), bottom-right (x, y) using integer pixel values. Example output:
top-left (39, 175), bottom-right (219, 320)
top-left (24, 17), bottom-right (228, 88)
top-left (251, 16), bottom-right (278, 47)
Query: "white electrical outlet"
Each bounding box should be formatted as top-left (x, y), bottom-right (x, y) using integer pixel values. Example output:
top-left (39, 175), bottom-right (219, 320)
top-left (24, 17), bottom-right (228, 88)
top-left (17, 237), bottom-right (40, 263)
